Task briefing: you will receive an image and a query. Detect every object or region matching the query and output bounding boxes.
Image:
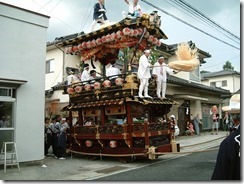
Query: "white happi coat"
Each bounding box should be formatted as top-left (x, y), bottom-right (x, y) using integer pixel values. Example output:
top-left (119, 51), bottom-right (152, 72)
top-left (138, 54), bottom-right (151, 79)
top-left (152, 62), bottom-right (173, 82)
top-left (81, 70), bottom-right (90, 82)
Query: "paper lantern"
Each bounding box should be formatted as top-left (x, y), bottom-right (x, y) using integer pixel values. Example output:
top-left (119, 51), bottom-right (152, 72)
top-left (94, 82), bottom-right (101, 90)
top-left (67, 87), bottom-right (75, 94)
top-left (115, 78), bottom-right (124, 86)
top-left (84, 84), bottom-right (92, 91)
top-left (75, 85), bottom-right (82, 93)
top-left (103, 80), bottom-right (111, 88)
top-left (85, 140), bottom-right (92, 147)
top-left (110, 140), bottom-right (117, 148)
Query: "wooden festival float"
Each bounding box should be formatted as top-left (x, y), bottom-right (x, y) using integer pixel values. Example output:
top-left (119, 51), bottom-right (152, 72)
top-left (59, 12), bottom-right (181, 160)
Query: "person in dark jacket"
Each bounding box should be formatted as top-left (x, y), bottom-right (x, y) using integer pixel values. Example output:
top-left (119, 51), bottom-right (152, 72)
top-left (91, 0), bottom-right (109, 31)
top-left (211, 113), bottom-right (240, 180)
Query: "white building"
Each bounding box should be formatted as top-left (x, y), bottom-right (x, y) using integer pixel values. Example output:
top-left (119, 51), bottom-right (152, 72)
top-left (0, 2), bottom-right (49, 162)
top-left (201, 69), bottom-right (240, 93)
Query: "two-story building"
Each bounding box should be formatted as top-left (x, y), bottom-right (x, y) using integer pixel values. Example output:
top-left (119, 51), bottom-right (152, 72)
top-left (0, 2), bottom-right (49, 162)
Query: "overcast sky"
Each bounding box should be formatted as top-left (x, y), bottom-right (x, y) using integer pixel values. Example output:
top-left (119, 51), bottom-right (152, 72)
top-left (2, 0), bottom-right (241, 72)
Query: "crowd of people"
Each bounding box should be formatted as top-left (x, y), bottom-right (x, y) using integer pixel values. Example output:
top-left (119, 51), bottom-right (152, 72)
top-left (44, 115), bottom-right (70, 160)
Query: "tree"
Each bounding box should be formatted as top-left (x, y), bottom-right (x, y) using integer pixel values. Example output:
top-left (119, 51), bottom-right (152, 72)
top-left (223, 61), bottom-right (234, 70)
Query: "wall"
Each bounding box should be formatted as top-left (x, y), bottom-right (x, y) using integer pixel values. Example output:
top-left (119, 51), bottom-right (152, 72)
top-left (0, 2), bottom-right (49, 162)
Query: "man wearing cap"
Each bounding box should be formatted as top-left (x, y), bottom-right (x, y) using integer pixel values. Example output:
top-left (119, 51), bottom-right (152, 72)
top-left (137, 49), bottom-right (153, 98)
top-left (152, 55), bottom-right (175, 99)
top-left (81, 63), bottom-right (90, 82)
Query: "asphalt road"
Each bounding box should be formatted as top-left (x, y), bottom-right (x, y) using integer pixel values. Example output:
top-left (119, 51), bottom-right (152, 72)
top-left (94, 148), bottom-right (218, 181)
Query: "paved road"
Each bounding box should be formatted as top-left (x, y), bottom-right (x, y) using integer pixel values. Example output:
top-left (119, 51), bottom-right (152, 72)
top-left (0, 132), bottom-right (226, 180)
top-left (95, 148), bottom-right (218, 181)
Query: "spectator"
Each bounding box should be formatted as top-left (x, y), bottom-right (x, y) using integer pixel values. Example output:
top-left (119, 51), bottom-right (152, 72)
top-left (223, 112), bottom-right (232, 135)
top-left (185, 121), bottom-right (195, 136)
top-left (193, 113), bottom-right (202, 135)
top-left (211, 113), bottom-right (219, 135)
top-left (44, 117), bottom-right (53, 156)
top-left (57, 118), bottom-right (70, 159)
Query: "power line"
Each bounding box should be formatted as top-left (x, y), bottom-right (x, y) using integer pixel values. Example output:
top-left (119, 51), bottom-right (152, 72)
top-left (141, 0), bottom-right (240, 50)
top-left (167, 0), bottom-right (240, 45)
top-left (32, 0), bottom-right (79, 33)
top-left (178, 0), bottom-right (240, 41)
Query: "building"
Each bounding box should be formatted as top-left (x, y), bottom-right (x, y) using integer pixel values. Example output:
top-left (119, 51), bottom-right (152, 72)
top-left (201, 69), bottom-right (240, 94)
top-left (0, 2), bottom-right (49, 162)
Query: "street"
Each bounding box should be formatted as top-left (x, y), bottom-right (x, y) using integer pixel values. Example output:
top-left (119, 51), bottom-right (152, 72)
top-left (94, 148), bottom-right (218, 181)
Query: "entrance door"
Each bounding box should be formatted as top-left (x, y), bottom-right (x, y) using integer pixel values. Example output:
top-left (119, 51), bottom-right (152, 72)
top-left (0, 88), bottom-right (16, 148)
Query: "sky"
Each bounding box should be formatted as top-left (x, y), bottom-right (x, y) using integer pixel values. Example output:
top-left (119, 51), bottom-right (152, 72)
top-left (1, 0), bottom-right (241, 72)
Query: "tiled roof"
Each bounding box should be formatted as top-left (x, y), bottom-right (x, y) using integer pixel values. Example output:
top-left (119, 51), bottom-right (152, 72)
top-left (167, 75), bottom-right (230, 94)
top-left (201, 69), bottom-right (240, 80)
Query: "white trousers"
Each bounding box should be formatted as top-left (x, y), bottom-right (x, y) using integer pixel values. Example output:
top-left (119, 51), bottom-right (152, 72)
top-left (139, 78), bottom-right (149, 97)
top-left (91, 18), bottom-right (108, 31)
top-left (156, 80), bottom-right (167, 98)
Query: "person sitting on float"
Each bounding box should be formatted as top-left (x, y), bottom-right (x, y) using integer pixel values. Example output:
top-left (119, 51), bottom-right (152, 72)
top-left (122, 0), bottom-right (142, 19)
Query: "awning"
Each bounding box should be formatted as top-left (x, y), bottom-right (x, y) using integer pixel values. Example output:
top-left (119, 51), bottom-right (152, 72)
top-left (61, 98), bottom-right (124, 111)
top-left (0, 78), bottom-right (27, 85)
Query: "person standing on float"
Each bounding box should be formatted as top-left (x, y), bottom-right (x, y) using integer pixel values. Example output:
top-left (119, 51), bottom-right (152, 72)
top-left (137, 49), bottom-right (153, 98)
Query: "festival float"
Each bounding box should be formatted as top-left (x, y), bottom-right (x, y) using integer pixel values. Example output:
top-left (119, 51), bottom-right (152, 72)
top-left (58, 12), bottom-right (199, 160)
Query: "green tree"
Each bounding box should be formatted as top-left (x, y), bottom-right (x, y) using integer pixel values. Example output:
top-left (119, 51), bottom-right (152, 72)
top-left (223, 61), bottom-right (234, 70)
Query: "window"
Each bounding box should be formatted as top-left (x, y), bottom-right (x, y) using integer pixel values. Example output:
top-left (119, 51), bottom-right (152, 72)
top-left (215, 81), bottom-right (222, 87)
top-left (210, 82), bottom-right (216, 87)
top-left (222, 80), bottom-right (227, 87)
top-left (46, 59), bottom-right (55, 74)
top-left (0, 88), bottom-right (12, 97)
top-left (0, 96), bottom-right (15, 147)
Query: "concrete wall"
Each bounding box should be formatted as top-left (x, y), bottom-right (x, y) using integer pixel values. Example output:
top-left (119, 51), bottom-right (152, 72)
top-left (0, 2), bottom-right (49, 162)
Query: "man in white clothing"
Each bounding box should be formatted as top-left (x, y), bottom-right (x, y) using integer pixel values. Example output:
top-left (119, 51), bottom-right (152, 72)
top-left (122, 0), bottom-right (142, 19)
top-left (106, 64), bottom-right (121, 79)
top-left (137, 49), bottom-right (153, 98)
top-left (81, 63), bottom-right (90, 82)
top-left (152, 55), bottom-right (176, 98)
top-left (67, 71), bottom-right (79, 85)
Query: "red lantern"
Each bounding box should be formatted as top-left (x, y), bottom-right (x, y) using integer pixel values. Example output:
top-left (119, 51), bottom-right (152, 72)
top-left (94, 82), bottom-right (101, 90)
top-left (75, 85), bottom-right (82, 93)
top-left (67, 87), bottom-right (75, 94)
top-left (123, 27), bottom-right (131, 36)
top-left (85, 140), bottom-right (92, 147)
top-left (84, 84), bottom-right (91, 91)
top-left (115, 78), bottom-right (124, 86)
top-left (148, 35), bottom-right (154, 43)
top-left (103, 80), bottom-right (111, 88)
top-left (110, 140), bottom-right (117, 148)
